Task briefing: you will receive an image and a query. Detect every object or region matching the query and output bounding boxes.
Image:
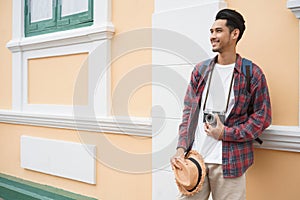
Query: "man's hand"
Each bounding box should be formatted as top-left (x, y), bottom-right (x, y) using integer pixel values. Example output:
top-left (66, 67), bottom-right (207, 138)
top-left (170, 148), bottom-right (185, 170)
top-left (204, 114), bottom-right (225, 140)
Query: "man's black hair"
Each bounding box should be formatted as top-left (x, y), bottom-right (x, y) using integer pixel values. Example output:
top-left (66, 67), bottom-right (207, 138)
top-left (215, 9), bottom-right (246, 43)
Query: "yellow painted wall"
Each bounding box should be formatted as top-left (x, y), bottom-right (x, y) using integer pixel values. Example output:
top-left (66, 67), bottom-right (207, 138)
top-left (2, 0), bottom-right (298, 199)
top-left (28, 53), bottom-right (88, 105)
top-left (0, 124), bottom-right (151, 199)
top-left (111, 0), bottom-right (153, 117)
top-left (228, 0), bottom-right (299, 126)
top-left (0, 0), bottom-right (12, 109)
top-left (247, 149), bottom-right (300, 200)
top-left (227, 0), bottom-right (300, 199)
top-left (0, 0), bottom-right (153, 200)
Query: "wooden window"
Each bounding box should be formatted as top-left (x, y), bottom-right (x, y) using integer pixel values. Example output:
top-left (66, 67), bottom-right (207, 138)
top-left (25, 0), bottom-right (93, 37)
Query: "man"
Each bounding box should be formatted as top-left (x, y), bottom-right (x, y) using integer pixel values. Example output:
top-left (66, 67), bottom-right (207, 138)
top-left (171, 9), bottom-right (272, 200)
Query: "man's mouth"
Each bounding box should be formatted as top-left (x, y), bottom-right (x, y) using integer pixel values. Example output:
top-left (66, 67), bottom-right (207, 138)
top-left (211, 40), bottom-right (219, 47)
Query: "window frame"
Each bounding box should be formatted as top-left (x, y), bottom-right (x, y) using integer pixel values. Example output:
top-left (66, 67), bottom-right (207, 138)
top-left (25, 0), bottom-right (94, 37)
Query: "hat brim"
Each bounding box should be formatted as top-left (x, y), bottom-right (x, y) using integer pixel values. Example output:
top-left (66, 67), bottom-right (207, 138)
top-left (175, 150), bottom-right (206, 196)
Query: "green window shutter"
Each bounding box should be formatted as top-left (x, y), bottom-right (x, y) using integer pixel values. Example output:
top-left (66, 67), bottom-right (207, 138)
top-left (57, 0), bottom-right (93, 26)
top-left (25, 0), bottom-right (94, 37)
top-left (25, 0), bottom-right (57, 37)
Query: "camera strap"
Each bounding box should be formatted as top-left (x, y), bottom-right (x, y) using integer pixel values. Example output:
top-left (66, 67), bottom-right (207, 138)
top-left (202, 64), bottom-right (235, 114)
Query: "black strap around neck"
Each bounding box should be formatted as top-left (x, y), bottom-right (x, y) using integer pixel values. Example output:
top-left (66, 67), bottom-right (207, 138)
top-left (202, 64), bottom-right (235, 113)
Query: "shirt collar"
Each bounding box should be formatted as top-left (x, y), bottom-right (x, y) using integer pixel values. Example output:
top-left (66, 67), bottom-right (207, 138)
top-left (210, 53), bottom-right (243, 74)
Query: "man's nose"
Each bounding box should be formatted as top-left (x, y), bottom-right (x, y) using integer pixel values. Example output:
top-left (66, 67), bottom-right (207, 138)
top-left (210, 32), bottom-right (216, 40)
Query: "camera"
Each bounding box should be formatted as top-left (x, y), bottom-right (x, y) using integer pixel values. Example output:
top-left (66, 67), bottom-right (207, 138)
top-left (203, 111), bottom-right (225, 127)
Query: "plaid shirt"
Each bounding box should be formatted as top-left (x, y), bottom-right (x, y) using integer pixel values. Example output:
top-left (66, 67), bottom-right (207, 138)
top-left (177, 54), bottom-right (272, 178)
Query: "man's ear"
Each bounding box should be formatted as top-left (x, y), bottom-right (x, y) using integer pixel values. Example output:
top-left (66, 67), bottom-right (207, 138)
top-left (232, 29), bottom-right (240, 40)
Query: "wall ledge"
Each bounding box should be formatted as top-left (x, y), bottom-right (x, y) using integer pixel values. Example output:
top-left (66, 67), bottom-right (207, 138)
top-left (287, 0), bottom-right (300, 18)
top-left (255, 125), bottom-right (300, 152)
top-left (6, 24), bottom-right (115, 53)
top-left (0, 110), bottom-right (151, 137)
top-left (0, 110), bottom-right (299, 152)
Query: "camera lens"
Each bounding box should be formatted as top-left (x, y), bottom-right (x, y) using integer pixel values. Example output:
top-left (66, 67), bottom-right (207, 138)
top-left (205, 113), bottom-right (215, 124)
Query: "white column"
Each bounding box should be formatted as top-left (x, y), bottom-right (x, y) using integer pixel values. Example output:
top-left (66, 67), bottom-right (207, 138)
top-left (152, 1), bottom-right (227, 199)
top-left (9, 0), bottom-right (25, 111)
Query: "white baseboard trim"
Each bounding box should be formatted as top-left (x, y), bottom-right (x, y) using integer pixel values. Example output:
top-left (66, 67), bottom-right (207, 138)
top-left (0, 110), bottom-right (152, 137)
top-left (0, 110), bottom-right (299, 152)
top-left (255, 125), bottom-right (300, 152)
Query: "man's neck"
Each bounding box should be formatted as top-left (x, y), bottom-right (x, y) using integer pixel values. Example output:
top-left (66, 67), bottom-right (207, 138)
top-left (217, 51), bottom-right (236, 65)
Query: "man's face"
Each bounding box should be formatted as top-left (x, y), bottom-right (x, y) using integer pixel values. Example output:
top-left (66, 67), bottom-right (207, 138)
top-left (210, 19), bottom-right (238, 53)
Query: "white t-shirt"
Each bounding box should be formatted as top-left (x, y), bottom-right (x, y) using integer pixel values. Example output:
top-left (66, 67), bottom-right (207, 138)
top-left (192, 63), bottom-right (235, 164)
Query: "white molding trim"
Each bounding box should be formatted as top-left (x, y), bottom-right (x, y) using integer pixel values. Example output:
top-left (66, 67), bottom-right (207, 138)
top-left (6, 25), bottom-right (114, 53)
top-left (19, 40), bottom-right (111, 117)
top-left (9, 40), bottom-right (111, 117)
top-left (0, 111), bottom-right (152, 137)
top-left (287, 0), bottom-right (300, 18)
top-left (255, 125), bottom-right (300, 152)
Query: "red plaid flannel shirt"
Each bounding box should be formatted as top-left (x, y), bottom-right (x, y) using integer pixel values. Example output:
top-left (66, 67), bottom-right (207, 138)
top-left (177, 54), bottom-right (272, 178)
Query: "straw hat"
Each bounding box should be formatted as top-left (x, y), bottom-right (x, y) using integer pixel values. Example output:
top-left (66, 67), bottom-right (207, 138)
top-left (173, 150), bottom-right (206, 196)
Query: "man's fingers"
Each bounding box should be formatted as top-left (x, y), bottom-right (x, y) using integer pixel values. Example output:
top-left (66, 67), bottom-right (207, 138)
top-left (204, 123), bottom-right (212, 135)
top-left (215, 114), bottom-right (224, 127)
top-left (214, 114), bottom-right (220, 120)
top-left (173, 162), bottom-right (182, 170)
top-left (204, 122), bottom-right (210, 131)
top-left (176, 157), bottom-right (187, 165)
top-left (171, 157), bottom-right (185, 170)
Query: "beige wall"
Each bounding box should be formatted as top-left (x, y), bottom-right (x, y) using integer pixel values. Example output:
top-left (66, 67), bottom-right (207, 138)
top-left (108, 0), bottom-right (154, 197)
top-left (227, 0), bottom-right (300, 199)
top-left (111, 0), bottom-right (153, 117)
top-left (228, 0), bottom-right (299, 126)
top-left (1, 0), bottom-right (299, 200)
top-left (28, 53), bottom-right (88, 105)
top-left (0, 0), bottom-right (12, 109)
top-left (247, 149), bottom-right (300, 200)
top-left (0, 123), bottom-right (151, 199)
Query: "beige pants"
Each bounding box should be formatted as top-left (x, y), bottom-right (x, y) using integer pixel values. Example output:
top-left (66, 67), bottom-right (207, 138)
top-left (177, 164), bottom-right (246, 200)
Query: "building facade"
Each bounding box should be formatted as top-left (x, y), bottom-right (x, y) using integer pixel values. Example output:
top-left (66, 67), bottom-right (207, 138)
top-left (0, 0), bottom-right (300, 199)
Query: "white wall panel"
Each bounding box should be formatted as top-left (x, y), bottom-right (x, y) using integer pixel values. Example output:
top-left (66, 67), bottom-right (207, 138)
top-left (152, 64), bottom-right (194, 120)
top-left (153, 168), bottom-right (178, 200)
top-left (21, 135), bottom-right (96, 184)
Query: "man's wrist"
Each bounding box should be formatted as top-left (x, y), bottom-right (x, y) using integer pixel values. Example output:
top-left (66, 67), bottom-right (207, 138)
top-left (219, 125), bottom-right (225, 140)
top-left (176, 147), bottom-right (185, 155)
